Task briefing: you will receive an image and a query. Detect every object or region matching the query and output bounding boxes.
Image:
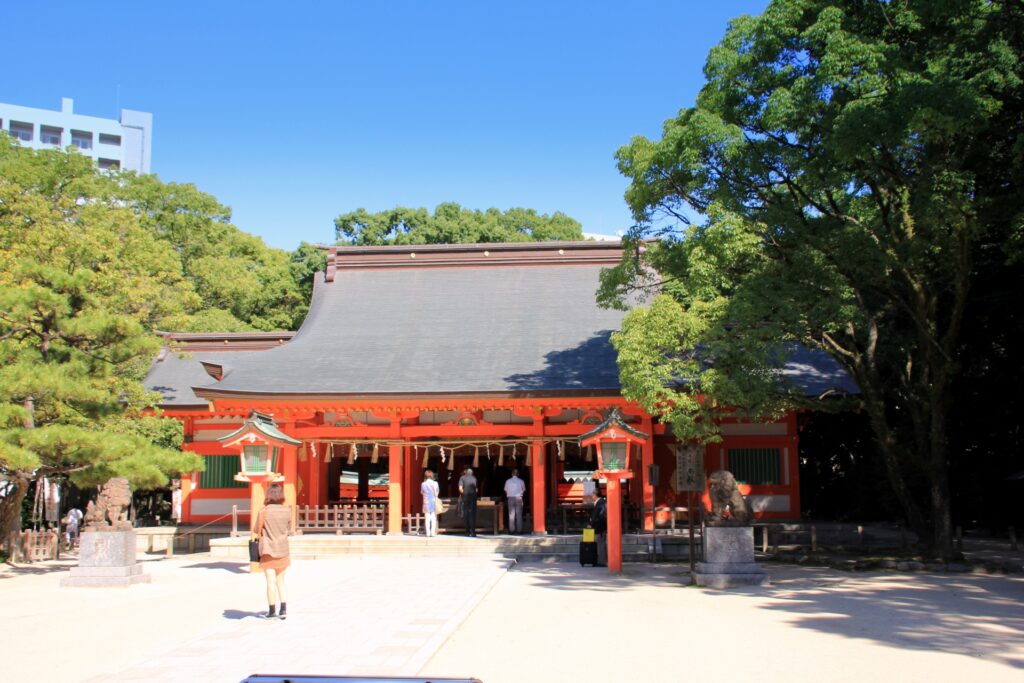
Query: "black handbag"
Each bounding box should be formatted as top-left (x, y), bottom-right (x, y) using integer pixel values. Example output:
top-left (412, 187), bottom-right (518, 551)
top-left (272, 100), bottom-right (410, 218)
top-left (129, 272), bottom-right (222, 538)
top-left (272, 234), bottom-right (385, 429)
top-left (248, 538), bottom-right (260, 562)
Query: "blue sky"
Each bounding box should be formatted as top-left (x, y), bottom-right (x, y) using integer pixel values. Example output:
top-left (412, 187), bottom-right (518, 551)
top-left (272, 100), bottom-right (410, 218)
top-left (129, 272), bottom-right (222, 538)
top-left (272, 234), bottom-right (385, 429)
top-left (5, 1), bottom-right (768, 251)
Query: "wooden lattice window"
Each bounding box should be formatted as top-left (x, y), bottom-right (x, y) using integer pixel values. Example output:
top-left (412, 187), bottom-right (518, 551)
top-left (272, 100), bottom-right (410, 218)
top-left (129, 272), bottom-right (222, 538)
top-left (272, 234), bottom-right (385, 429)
top-left (727, 448), bottom-right (781, 485)
top-left (198, 455), bottom-right (248, 489)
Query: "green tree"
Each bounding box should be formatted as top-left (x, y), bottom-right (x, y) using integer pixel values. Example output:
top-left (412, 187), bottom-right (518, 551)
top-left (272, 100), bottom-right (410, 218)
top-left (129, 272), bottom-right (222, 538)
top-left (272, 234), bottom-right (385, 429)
top-left (122, 174), bottom-right (309, 331)
top-left (290, 241), bottom-right (329, 305)
top-left (335, 202), bottom-right (584, 245)
top-left (0, 138), bottom-right (202, 538)
top-left (606, 0), bottom-right (1023, 557)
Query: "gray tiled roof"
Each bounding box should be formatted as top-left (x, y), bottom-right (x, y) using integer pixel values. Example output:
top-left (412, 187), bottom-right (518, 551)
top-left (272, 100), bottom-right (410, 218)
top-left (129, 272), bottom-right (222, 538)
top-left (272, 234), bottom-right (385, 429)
top-left (144, 260), bottom-right (859, 403)
top-left (143, 350), bottom-right (238, 406)
top-left (780, 343), bottom-right (861, 397)
top-left (196, 264), bottom-right (628, 395)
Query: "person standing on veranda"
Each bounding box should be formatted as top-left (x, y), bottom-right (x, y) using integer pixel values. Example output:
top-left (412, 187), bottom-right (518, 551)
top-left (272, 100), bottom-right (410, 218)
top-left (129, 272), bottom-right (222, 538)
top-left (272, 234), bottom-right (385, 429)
top-left (254, 483), bottom-right (294, 619)
top-left (421, 469), bottom-right (440, 537)
top-left (458, 467), bottom-right (479, 536)
top-left (504, 469), bottom-right (526, 534)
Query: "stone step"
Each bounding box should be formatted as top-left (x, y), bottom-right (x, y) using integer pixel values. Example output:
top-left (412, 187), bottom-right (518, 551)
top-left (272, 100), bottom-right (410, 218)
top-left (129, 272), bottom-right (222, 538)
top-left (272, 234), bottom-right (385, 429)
top-left (210, 533), bottom-right (691, 562)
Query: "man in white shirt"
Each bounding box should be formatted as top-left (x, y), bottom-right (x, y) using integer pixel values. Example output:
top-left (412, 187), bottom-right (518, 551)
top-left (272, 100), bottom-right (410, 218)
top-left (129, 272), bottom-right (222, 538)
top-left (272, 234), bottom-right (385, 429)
top-left (504, 469), bottom-right (527, 534)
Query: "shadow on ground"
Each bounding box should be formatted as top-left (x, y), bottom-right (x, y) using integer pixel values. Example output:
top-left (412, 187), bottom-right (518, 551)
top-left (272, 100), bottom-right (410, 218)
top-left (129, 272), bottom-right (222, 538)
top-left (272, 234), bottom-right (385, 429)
top-left (182, 561), bottom-right (248, 574)
top-left (0, 558), bottom-right (77, 578)
top-left (514, 561), bottom-right (1024, 669)
top-left (511, 562), bottom-right (690, 593)
top-left (222, 608), bottom-right (266, 620)
top-left (752, 569), bottom-right (1024, 669)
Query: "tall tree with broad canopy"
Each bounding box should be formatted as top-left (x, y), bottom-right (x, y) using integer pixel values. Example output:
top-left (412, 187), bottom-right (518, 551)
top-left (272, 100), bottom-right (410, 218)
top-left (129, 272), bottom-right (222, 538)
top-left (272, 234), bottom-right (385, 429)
top-left (122, 174), bottom-right (309, 331)
top-left (335, 202), bottom-right (584, 245)
top-left (604, 0), bottom-right (1023, 558)
top-left (0, 138), bottom-right (203, 539)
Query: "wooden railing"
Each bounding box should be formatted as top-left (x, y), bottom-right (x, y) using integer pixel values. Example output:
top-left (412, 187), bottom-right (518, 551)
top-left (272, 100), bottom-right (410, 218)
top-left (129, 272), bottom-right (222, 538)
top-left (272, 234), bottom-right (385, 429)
top-left (6, 529), bottom-right (60, 562)
top-left (296, 504), bottom-right (387, 534)
top-left (403, 513), bottom-right (424, 535)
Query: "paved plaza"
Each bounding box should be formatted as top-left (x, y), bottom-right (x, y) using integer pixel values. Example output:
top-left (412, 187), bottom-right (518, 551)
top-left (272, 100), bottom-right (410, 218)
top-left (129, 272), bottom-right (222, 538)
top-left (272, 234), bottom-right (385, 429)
top-left (1, 548), bottom-right (1022, 682)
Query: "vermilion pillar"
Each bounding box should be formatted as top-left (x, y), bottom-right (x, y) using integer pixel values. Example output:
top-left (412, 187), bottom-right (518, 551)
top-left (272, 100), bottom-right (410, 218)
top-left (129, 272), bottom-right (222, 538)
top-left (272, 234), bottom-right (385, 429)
top-left (403, 445), bottom-right (414, 516)
top-left (388, 444), bottom-right (403, 535)
top-left (606, 477), bottom-right (624, 573)
top-left (531, 440), bottom-right (546, 534)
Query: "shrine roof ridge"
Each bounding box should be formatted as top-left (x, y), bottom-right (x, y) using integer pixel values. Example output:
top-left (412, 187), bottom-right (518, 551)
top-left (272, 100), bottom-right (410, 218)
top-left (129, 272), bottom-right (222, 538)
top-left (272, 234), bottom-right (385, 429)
top-left (323, 240), bottom-right (624, 277)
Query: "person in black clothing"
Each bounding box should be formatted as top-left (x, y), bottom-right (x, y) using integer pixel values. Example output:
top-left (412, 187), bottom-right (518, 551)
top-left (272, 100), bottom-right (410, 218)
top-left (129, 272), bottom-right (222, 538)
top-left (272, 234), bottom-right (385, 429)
top-left (459, 467), bottom-right (479, 536)
top-left (591, 491), bottom-right (608, 566)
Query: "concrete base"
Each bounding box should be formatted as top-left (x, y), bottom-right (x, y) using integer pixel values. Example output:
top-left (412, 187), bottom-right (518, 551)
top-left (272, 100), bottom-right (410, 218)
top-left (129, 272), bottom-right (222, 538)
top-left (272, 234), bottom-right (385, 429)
top-left (62, 530), bottom-right (151, 587)
top-left (693, 526), bottom-right (769, 588)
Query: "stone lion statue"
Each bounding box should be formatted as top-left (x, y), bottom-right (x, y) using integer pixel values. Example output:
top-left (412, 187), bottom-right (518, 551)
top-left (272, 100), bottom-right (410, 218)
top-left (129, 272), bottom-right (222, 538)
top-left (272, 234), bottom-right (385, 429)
top-left (84, 477), bottom-right (133, 531)
top-left (706, 470), bottom-right (751, 526)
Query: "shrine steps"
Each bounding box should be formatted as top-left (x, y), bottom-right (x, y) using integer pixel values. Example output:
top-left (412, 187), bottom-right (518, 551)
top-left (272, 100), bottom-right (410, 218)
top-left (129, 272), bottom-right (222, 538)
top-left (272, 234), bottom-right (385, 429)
top-left (208, 533), bottom-right (697, 563)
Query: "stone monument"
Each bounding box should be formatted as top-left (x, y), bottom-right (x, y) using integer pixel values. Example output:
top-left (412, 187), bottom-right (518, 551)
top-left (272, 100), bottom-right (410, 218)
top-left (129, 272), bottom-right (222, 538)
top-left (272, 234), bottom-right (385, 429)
top-left (61, 478), bottom-right (151, 587)
top-left (693, 470), bottom-right (769, 588)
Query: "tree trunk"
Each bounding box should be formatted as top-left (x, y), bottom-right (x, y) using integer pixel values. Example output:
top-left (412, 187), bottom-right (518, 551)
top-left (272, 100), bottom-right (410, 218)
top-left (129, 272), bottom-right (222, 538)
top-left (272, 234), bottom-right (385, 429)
top-left (0, 474), bottom-right (30, 547)
top-left (928, 395), bottom-right (954, 560)
top-left (858, 375), bottom-right (929, 540)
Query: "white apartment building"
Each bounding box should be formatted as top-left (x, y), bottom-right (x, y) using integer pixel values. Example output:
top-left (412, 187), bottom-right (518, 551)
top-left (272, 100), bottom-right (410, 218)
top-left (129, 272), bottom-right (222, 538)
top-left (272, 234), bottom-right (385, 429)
top-left (0, 97), bottom-right (152, 173)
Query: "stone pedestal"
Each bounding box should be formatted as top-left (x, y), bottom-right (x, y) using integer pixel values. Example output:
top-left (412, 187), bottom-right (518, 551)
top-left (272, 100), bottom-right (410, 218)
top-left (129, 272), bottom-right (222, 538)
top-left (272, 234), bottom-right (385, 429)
top-left (694, 526), bottom-right (769, 588)
top-left (61, 530), bottom-right (151, 587)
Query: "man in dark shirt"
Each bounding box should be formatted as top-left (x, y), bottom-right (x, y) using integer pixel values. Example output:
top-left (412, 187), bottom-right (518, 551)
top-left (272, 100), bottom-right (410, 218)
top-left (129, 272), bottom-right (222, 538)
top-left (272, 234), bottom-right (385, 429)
top-left (459, 468), bottom-right (479, 536)
top-left (591, 491), bottom-right (608, 566)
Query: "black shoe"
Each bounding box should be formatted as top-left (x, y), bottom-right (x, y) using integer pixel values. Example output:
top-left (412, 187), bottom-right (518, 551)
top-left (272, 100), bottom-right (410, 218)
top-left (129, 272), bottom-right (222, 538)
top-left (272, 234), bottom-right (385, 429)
top-left (258, 611), bottom-right (276, 619)
top-left (278, 611), bottom-right (287, 620)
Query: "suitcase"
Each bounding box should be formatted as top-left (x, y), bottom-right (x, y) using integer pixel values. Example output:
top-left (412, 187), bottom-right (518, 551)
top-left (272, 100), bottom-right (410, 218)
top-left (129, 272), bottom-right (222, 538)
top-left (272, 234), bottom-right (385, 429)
top-left (579, 541), bottom-right (598, 566)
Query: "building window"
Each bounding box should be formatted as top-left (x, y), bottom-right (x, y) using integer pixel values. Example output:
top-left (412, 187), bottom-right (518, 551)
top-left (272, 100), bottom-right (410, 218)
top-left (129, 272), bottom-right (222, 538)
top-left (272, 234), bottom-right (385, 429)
top-left (198, 456), bottom-right (247, 489)
top-left (40, 125), bottom-right (62, 146)
top-left (727, 447), bottom-right (781, 485)
top-left (71, 129), bottom-right (93, 150)
top-left (99, 133), bottom-right (121, 146)
top-left (9, 121), bottom-right (33, 142)
top-left (97, 158), bottom-right (120, 170)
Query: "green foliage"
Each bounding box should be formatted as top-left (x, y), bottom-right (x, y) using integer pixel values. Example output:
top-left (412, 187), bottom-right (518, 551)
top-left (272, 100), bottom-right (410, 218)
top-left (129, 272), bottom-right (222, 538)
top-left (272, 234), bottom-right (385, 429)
top-left (0, 138), bottom-right (203, 535)
top-left (290, 241), bottom-right (328, 305)
top-left (121, 174), bottom-right (309, 330)
top-left (607, 0), bottom-right (1024, 555)
top-left (335, 202), bottom-right (584, 245)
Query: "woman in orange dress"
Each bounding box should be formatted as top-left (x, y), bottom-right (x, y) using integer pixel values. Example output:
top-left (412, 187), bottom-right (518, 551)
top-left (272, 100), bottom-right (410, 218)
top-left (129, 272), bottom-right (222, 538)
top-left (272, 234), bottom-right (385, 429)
top-left (254, 483), bottom-right (294, 619)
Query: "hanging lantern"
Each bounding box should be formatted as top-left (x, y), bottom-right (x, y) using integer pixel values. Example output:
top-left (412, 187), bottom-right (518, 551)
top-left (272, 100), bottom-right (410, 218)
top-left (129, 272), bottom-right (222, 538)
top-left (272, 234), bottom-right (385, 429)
top-left (347, 443), bottom-right (357, 465)
top-left (421, 446), bottom-right (429, 467)
top-left (585, 444), bottom-right (593, 462)
top-left (473, 446), bottom-right (480, 469)
top-left (498, 444), bottom-right (505, 467)
top-left (557, 440), bottom-right (565, 461)
top-left (371, 442), bottom-right (380, 464)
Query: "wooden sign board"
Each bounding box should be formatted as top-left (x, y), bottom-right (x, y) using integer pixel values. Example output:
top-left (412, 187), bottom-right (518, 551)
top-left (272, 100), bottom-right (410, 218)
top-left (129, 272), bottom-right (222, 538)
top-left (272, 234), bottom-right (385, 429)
top-left (674, 444), bottom-right (705, 492)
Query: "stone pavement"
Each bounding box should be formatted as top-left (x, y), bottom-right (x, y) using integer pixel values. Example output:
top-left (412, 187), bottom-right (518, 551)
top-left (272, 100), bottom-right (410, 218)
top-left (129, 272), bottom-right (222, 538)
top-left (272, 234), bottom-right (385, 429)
top-left (423, 561), bottom-right (1024, 683)
top-left (1, 554), bottom-right (510, 682)
top-left (2, 538), bottom-right (1023, 683)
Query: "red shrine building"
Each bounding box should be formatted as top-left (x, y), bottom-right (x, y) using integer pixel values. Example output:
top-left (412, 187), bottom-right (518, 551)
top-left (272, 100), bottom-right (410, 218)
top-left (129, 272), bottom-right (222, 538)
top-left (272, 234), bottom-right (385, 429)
top-left (145, 241), bottom-right (856, 533)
